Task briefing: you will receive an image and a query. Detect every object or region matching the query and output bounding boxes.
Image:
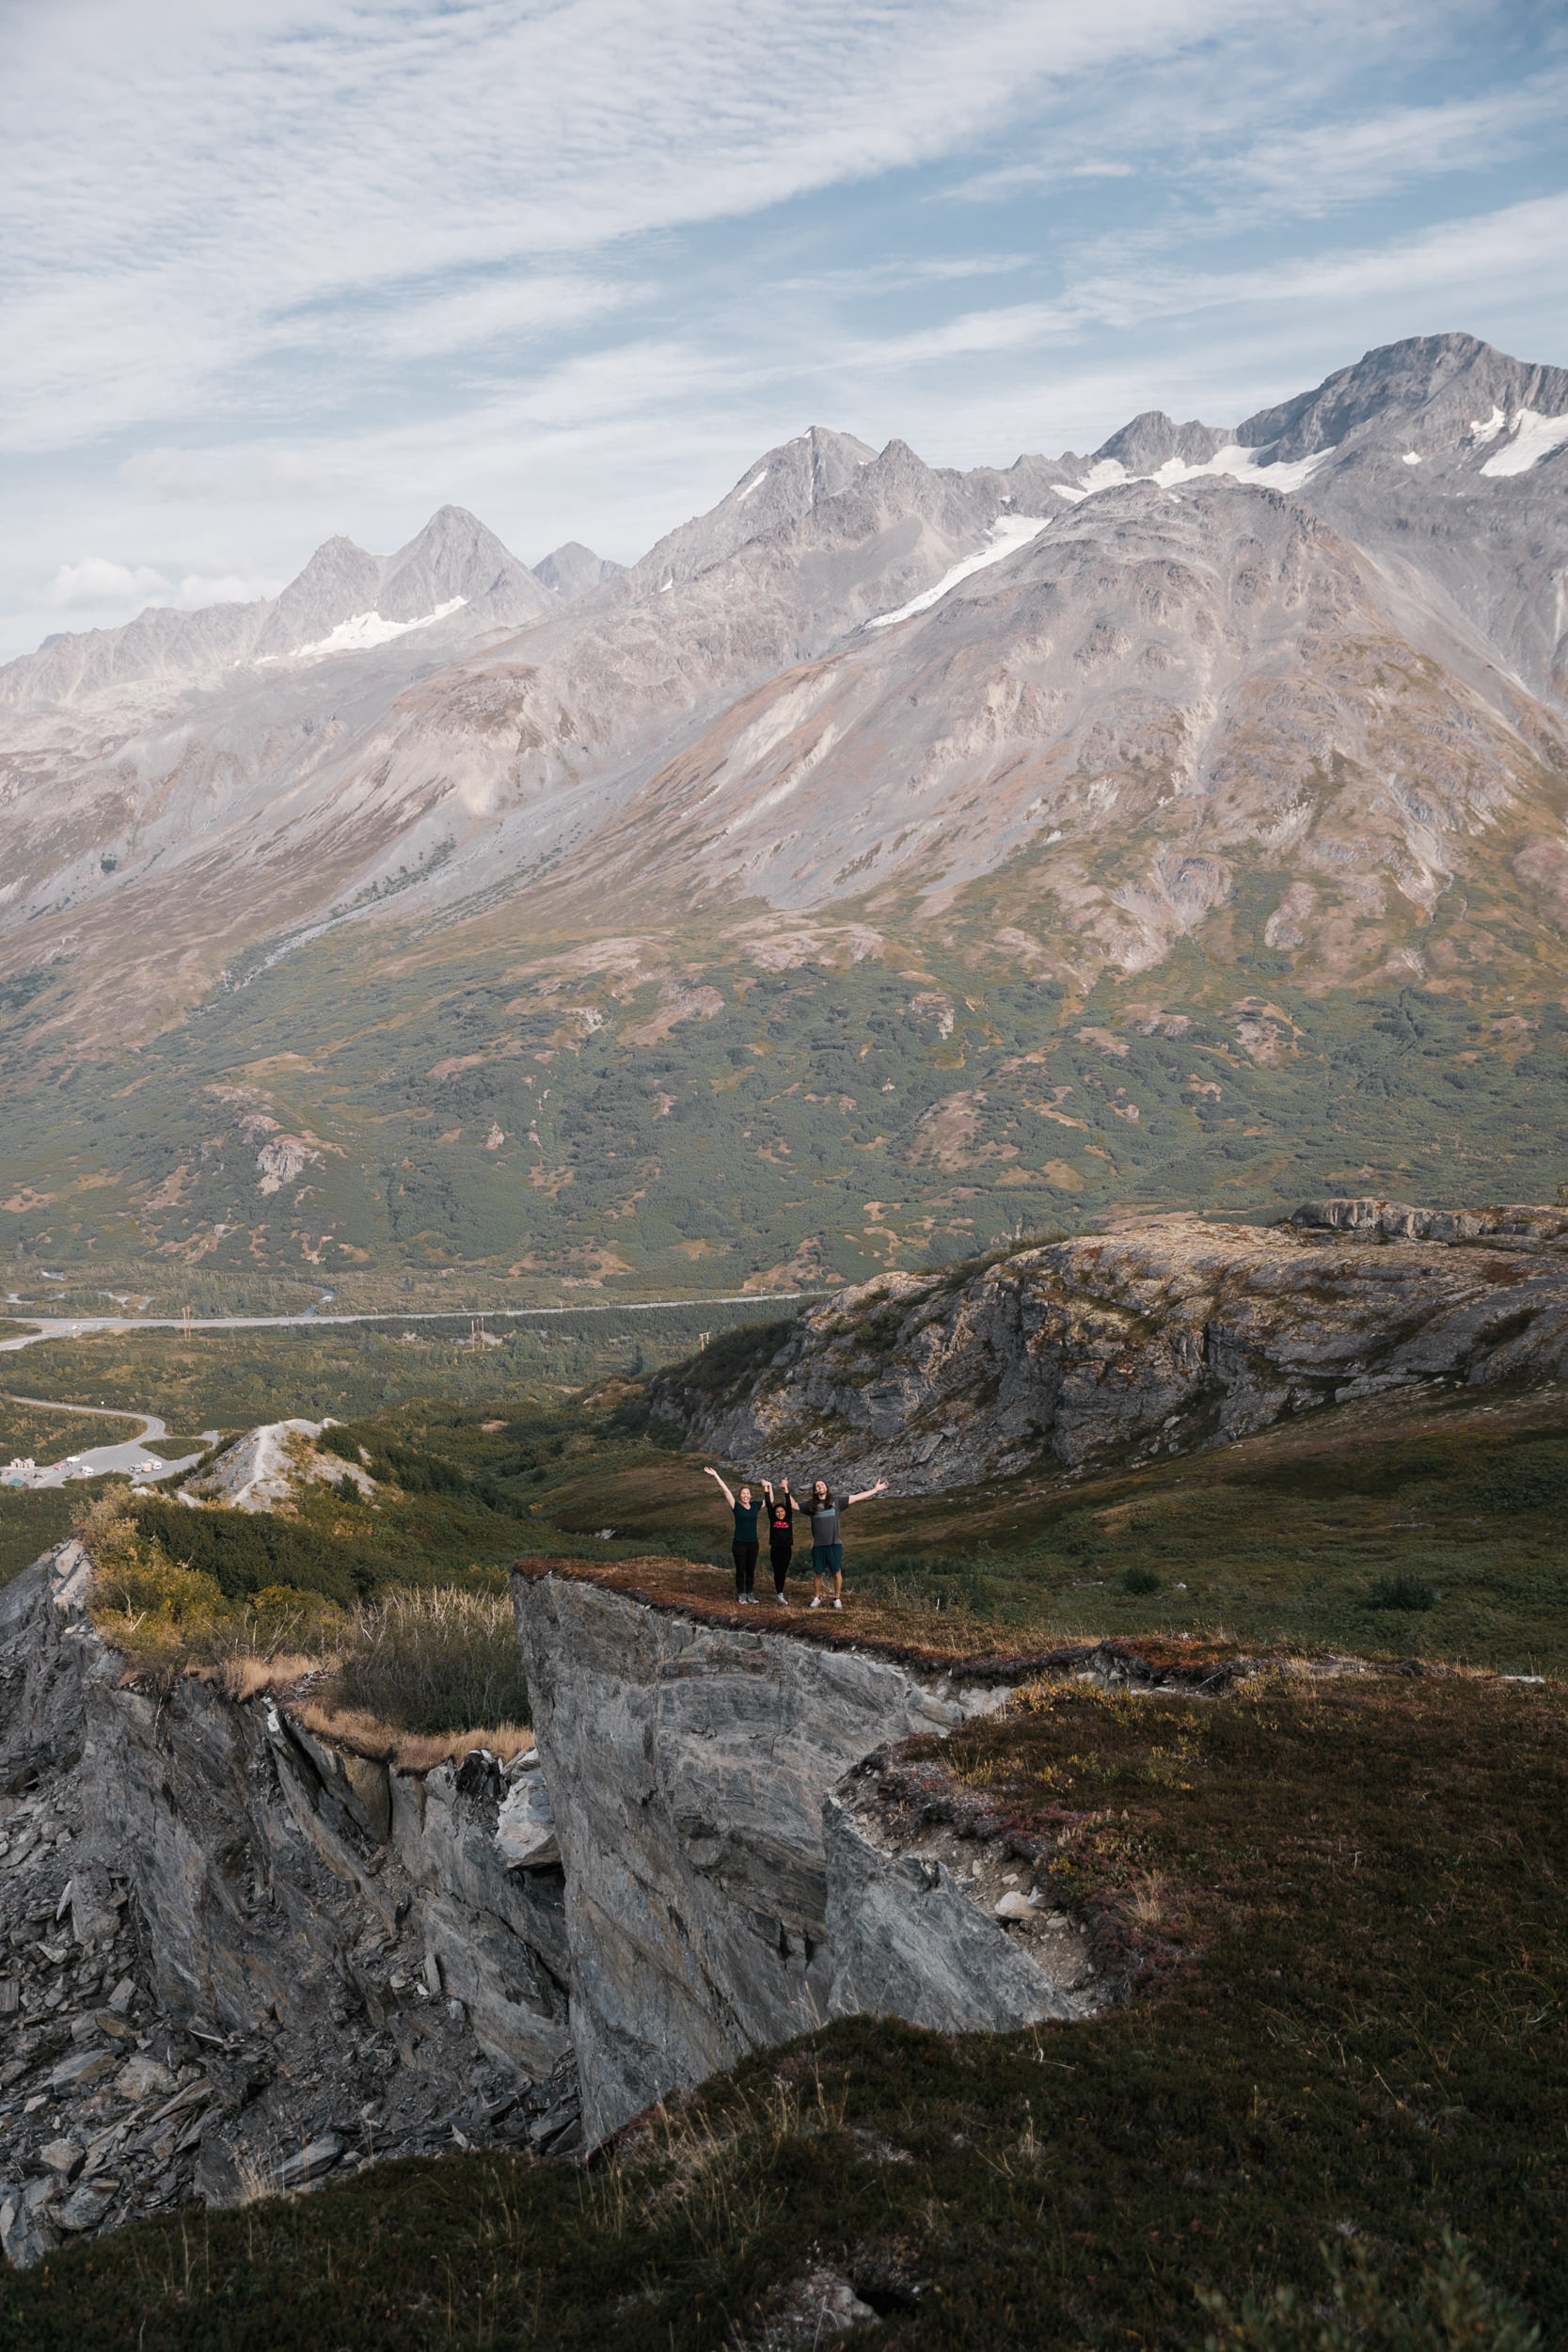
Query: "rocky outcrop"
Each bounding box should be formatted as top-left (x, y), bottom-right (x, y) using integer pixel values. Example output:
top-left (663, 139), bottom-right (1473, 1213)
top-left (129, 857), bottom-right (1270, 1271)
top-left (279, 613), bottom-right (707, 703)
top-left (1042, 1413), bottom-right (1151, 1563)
top-left (180, 1418), bottom-right (374, 1510)
top-left (0, 1529), bottom-right (1179, 2254)
top-left (0, 1545), bottom-right (578, 2265)
top-left (650, 1201), bottom-right (1568, 1491)
top-left (511, 1565), bottom-right (1097, 2145)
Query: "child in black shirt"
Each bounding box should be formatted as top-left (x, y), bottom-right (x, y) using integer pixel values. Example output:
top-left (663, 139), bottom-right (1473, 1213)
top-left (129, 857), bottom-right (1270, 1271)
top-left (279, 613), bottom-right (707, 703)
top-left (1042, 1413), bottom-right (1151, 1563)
top-left (761, 1478), bottom-right (794, 1604)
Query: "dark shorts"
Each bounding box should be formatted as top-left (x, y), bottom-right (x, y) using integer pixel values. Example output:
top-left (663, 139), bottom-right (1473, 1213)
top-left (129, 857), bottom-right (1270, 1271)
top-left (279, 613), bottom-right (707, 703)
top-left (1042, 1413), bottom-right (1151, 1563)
top-left (811, 1542), bottom-right (844, 1580)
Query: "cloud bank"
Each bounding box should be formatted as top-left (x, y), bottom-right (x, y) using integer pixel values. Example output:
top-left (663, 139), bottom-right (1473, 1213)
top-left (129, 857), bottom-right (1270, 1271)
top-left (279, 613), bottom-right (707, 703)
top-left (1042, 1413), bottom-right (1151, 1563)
top-left (0, 0), bottom-right (1562, 657)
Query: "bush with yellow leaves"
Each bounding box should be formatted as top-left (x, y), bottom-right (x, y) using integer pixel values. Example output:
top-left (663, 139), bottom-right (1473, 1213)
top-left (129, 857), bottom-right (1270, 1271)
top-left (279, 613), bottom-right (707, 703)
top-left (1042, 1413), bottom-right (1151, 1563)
top-left (77, 1485), bottom-right (230, 1661)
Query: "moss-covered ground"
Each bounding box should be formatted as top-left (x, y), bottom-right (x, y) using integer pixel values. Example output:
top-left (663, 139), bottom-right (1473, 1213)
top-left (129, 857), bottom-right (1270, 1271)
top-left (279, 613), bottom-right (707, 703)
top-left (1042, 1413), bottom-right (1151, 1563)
top-left (0, 1663), bottom-right (1560, 2348)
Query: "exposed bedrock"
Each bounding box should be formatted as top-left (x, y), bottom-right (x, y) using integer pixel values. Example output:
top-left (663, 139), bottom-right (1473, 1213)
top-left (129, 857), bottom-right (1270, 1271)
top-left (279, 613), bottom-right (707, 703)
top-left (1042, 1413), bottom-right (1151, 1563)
top-left (0, 1545), bottom-right (577, 2264)
top-left (511, 1567), bottom-right (1089, 2145)
top-left (650, 1199), bottom-right (1568, 1490)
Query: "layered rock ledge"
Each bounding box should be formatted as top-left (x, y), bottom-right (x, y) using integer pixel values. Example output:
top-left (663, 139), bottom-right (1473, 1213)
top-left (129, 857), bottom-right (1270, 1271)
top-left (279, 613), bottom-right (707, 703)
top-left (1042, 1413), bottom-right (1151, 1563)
top-left (651, 1199), bottom-right (1568, 1489)
top-left (507, 1556), bottom-right (1203, 2143)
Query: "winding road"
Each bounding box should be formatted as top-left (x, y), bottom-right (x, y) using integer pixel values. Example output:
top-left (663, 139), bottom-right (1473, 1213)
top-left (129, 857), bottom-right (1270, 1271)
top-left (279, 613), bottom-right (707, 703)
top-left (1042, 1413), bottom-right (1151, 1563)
top-left (2, 1397), bottom-right (216, 1487)
top-left (0, 1291), bottom-right (817, 1488)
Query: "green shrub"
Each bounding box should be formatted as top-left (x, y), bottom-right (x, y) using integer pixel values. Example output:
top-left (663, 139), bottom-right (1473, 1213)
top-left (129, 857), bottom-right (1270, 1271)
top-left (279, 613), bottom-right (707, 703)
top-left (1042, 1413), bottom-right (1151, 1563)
top-left (1362, 1572), bottom-right (1436, 1613)
top-left (1196, 2229), bottom-right (1540, 2349)
top-left (1121, 1565), bottom-right (1162, 1596)
top-left (1462, 1442), bottom-right (1568, 1516)
top-left (127, 1496), bottom-right (369, 1605)
top-left (657, 1318), bottom-right (795, 1401)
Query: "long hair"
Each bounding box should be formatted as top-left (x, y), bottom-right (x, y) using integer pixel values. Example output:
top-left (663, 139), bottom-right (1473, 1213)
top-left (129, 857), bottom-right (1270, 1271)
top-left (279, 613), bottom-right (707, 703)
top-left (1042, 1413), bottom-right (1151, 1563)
top-left (810, 1478), bottom-right (834, 1507)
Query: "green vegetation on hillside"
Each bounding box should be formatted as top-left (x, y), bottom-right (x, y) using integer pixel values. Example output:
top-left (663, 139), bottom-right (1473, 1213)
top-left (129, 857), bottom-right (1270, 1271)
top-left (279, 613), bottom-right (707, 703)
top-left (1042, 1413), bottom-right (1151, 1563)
top-left (3, 899), bottom-right (1567, 1304)
top-left (0, 1302), bottom-right (789, 1427)
top-left (537, 1383), bottom-right (1568, 1676)
top-left (3, 1664), bottom-right (1560, 2348)
top-left (8, 1340), bottom-right (1568, 1675)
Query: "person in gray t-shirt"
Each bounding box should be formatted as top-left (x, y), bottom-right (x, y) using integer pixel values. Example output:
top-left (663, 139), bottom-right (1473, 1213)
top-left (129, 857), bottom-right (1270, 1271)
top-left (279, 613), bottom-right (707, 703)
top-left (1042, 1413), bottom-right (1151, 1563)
top-left (806, 1474), bottom-right (888, 1610)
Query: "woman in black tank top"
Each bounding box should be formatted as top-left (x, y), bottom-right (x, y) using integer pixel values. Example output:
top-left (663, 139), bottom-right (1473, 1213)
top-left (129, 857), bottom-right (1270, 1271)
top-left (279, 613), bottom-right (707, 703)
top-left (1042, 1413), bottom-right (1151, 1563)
top-left (704, 1466), bottom-right (762, 1602)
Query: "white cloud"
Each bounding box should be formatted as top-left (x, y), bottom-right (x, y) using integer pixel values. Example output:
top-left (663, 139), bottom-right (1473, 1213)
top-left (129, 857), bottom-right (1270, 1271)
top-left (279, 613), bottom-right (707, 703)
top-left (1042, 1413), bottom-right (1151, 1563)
top-left (38, 555), bottom-right (283, 623)
top-left (0, 0), bottom-right (1271, 452)
top-left (1223, 72), bottom-right (1568, 213)
top-left (840, 191), bottom-right (1568, 376)
top-left (950, 155), bottom-right (1136, 198)
top-left (120, 446), bottom-right (337, 503)
top-left (43, 556), bottom-right (170, 608)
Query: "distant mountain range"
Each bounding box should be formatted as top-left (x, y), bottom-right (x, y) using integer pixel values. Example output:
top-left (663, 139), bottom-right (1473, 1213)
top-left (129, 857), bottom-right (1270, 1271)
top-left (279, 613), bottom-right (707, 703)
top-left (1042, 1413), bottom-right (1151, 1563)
top-left (2, 331), bottom-right (1566, 1301)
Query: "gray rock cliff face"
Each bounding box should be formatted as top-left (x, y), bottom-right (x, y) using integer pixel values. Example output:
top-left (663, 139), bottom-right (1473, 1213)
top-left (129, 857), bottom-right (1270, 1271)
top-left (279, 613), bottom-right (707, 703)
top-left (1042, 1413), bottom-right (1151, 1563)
top-left (650, 1200), bottom-right (1568, 1491)
top-left (0, 1544), bottom-right (578, 2264)
top-left (510, 1568), bottom-right (1086, 2144)
top-left (0, 1532), bottom-right (1104, 2253)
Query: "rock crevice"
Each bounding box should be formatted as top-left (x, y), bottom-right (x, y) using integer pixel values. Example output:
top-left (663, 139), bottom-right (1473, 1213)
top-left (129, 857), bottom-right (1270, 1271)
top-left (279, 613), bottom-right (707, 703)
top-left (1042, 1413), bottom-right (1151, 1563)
top-left (0, 1544), bottom-right (578, 2265)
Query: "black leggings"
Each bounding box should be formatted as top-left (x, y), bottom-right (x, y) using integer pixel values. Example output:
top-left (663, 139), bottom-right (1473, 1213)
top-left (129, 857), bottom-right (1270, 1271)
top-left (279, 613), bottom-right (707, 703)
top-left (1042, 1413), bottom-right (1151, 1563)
top-left (732, 1541), bottom-right (758, 1597)
top-left (769, 1544), bottom-right (793, 1596)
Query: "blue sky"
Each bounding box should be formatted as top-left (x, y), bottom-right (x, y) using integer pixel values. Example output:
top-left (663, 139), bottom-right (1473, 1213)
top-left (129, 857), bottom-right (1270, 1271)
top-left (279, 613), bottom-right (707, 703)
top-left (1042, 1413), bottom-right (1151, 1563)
top-left (2, 0), bottom-right (1564, 660)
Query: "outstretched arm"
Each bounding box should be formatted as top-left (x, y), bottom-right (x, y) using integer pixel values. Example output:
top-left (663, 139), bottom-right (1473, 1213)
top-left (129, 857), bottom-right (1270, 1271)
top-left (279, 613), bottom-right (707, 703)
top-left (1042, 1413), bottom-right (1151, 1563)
top-left (847, 1477), bottom-right (889, 1506)
top-left (704, 1466), bottom-right (736, 1509)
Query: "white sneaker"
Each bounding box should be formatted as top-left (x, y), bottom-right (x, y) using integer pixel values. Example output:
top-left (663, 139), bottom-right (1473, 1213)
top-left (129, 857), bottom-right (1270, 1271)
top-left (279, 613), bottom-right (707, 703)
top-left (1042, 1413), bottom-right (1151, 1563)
top-left (832, 1598), bottom-right (843, 1611)
top-left (810, 1597), bottom-right (822, 1609)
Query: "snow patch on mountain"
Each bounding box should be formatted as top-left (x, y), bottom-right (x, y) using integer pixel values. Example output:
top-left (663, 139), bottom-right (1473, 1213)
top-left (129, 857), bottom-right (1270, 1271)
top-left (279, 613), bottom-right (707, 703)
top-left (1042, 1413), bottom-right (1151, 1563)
top-left (1479, 409), bottom-right (1568, 478)
top-left (257, 597), bottom-right (467, 664)
top-left (1075, 442), bottom-right (1338, 499)
top-left (864, 515), bottom-right (1048, 630)
top-left (736, 470), bottom-right (768, 503)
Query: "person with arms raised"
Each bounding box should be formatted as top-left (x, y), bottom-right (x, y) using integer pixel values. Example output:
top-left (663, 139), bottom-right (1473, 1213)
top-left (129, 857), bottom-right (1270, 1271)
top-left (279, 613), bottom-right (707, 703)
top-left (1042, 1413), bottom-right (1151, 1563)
top-left (807, 1474), bottom-right (888, 1611)
top-left (704, 1466), bottom-right (763, 1604)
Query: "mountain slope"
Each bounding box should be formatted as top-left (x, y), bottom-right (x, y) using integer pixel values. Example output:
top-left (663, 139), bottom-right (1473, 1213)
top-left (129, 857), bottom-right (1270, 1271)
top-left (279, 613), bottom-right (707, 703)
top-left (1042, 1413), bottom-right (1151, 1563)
top-left (1, 333), bottom-right (1566, 1294)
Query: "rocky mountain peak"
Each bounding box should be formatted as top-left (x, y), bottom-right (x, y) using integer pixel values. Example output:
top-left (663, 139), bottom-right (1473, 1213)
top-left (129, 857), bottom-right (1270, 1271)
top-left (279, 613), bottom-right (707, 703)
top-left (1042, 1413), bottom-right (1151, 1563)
top-left (1090, 410), bottom-right (1232, 473)
top-left (377, 505), bottom-right (552, 628)
top-left (255, 533), bottom-right (383, 653)
top-left (621, 424), bottom-right (879, 593)
top-left (531, 542), bottom-right (624, 602)
top-left (1237, 331), bottom-right (1568, 461)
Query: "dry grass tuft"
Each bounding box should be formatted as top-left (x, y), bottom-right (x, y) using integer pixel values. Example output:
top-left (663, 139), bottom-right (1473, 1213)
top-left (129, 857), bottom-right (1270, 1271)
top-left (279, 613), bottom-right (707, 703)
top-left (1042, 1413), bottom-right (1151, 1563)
top-left (77, 1486), bottom-right (531, 1765)
top-left (330, 1589), bottom-right (531, 1738)
top-left (290, 1699), bottom-right (532, 1772)
top-left (1123, 1868), bottom-right (1174, 1931)
top-left (215, 1653), bottom-right (325, 1703)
